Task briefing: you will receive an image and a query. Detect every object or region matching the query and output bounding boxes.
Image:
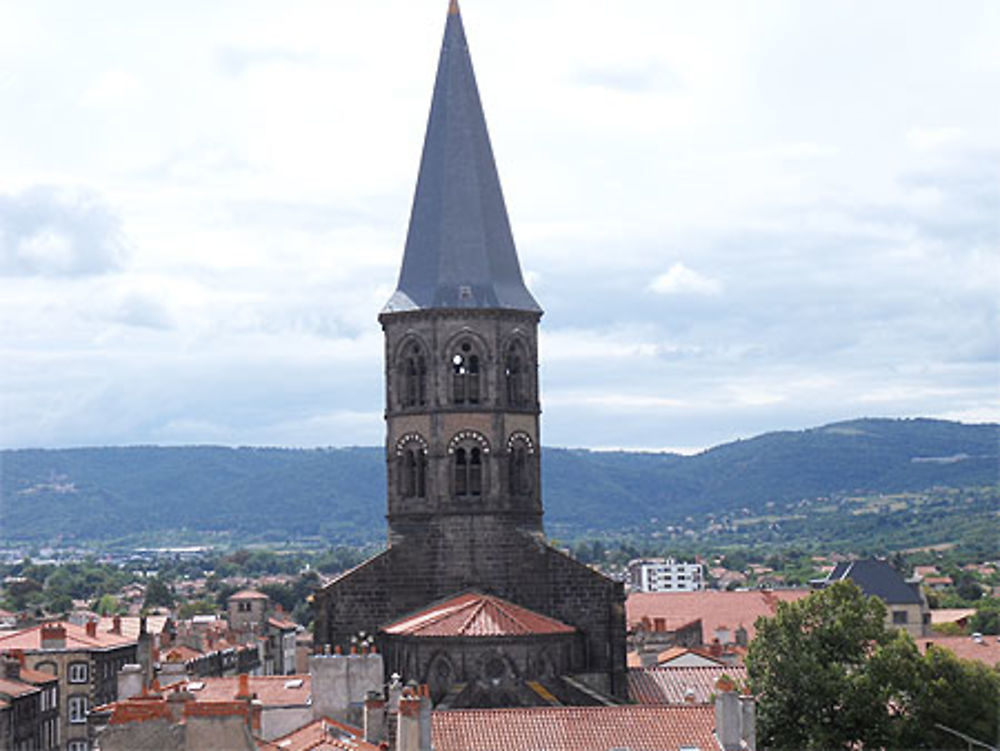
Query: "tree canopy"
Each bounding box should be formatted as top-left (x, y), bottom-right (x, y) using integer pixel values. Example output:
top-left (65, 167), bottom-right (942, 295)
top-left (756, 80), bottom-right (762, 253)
top-left (747, 581), bottom-right (1000, 750)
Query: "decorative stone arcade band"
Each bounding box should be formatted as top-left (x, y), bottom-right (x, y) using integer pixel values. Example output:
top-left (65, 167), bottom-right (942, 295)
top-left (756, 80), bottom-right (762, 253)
top-left (393, 431), bottom-right (536, 501)
top-left (395, 336), bottom-right (534, 410)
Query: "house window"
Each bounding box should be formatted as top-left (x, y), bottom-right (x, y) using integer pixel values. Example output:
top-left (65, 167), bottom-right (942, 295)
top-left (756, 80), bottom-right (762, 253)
top-left (68, 662), bottom-right (89, 683)
top-left (400, 342), bottom-right (428, 408)
top-left (68, 741), bottom-right (89, 751)
top-left (892, 610), bottom-right (908, 625)
top-left (451, 341), bottom-right (481, 405)
top-left (68, 695), bottom-right (88, 723)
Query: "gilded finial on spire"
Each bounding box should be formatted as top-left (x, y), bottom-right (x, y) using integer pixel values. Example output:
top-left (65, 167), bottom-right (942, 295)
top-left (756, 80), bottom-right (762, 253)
top-left (449, 0), bottom-right (460, 16)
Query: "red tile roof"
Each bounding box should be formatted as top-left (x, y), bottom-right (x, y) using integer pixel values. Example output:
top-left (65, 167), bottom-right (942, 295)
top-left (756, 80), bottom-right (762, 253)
top-left (163, 645), bottom-right (203, 662)
top-left (629, 666), bottom-right (748, 705)
top-left (431, 705), bottom-right (720, 751)
top-left (96, 615), bottom-right (171, 640)
top-left (268, 616), bottom-right (298, 631)
top-left (229, 589), bottom-right (269, 601)
top-left (257, 716), bottom-right (381, 751)
top-left (920, 636), bottom-right (1000, 667)
top-left (0, 621), bottom-right (136, 651)
top-left (627, 589), bottom-right (810, 642)
top-left (182, 675), bottom-right (311, 706)
top-left (0, 677), bottom-right (41, 698)
top-left (13, 667), bottom-right (58, 684)
top-left (383, 592), bottom-right (575, 638)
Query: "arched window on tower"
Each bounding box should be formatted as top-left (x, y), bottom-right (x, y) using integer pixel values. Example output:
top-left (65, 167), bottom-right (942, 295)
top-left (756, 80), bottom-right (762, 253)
top-left (506, 432), bottom-right (535, 497)
top-left (449, 431), bottom-right (489, 498)
top-left (395, 434), bottom-right (428, 499)
top-left (400, 342), bottom-right (428, 409)
top-left (451, 341), bottom-right (481, 405)
top-left (504, 340), bottom-right (529, 407)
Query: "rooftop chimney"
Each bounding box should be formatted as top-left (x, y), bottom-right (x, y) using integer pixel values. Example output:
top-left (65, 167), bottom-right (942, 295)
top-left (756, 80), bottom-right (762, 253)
top-left (396, 685), bottom-right (431, 751)
top-left (1, 654), bottom-right (20, 681)
top-left (364, 690), bottom-right (387, 745)
top-left (40, 623), bottom-right (66, 649)
top-left (111, 615), bottom-right (122, 634)
top-left (715, 677), bottom-right (756, 751)
top-left (86, 621), bottom-right (97, 638)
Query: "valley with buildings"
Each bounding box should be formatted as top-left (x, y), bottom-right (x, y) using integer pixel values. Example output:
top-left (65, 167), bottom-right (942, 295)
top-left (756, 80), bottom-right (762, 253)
top-left (1, 2), bottom-right (997, 750)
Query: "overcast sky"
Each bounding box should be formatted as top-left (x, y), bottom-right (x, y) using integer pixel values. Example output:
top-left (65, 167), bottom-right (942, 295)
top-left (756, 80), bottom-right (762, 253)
top-left (1, 0), bottom-right (997, 452)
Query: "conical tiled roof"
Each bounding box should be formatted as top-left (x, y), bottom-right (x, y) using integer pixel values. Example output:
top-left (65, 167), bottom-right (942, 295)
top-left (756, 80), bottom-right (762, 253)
top-left (383, 1), bottom-right (541, 314)
top-left (382, 592), bottom-right (575, 637)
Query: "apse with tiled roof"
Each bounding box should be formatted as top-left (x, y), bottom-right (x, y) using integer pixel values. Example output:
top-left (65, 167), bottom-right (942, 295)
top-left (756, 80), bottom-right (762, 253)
top-left (313, 0), bottom-right (627, 707)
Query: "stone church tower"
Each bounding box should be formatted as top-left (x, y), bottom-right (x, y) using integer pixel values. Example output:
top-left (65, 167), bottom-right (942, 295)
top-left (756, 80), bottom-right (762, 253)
top-left (314, 1), bottom-right (627, 706)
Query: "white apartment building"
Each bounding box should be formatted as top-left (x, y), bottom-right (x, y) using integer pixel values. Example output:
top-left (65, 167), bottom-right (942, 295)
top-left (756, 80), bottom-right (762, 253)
top-left (628, 558), bottom-right (704, 592)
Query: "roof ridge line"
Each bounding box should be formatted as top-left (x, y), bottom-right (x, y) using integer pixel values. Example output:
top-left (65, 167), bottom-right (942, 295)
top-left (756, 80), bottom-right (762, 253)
top-left (458, 598), bottom-right (490, 635)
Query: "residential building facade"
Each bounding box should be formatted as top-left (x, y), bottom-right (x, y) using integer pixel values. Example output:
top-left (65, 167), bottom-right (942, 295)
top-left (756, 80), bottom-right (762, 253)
top-left (628, 558), bottom-right (705, 592)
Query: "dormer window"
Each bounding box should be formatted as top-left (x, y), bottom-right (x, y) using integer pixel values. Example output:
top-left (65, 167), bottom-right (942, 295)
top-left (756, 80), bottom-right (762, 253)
top-left (451, 341), bottom-right (481, 405)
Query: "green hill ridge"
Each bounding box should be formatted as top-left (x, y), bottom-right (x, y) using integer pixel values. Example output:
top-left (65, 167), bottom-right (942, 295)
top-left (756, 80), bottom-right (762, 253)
top-left (1, 418), bottom-right (996, 550)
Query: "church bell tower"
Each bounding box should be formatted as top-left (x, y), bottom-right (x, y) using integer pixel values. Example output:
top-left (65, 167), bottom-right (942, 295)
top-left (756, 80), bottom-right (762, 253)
top-left (314, 1), bottom-right (628, 703)
top-left (380, 0), bottom-right (544, 556)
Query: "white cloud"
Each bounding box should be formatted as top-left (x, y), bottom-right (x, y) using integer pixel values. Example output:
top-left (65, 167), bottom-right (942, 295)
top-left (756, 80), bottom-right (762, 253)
top-left (0, 1), bottom-right (997, 451)
top-left (906, 126), bottom-right (965, 152)
top-left (647, 263), bottom-right (722, 296)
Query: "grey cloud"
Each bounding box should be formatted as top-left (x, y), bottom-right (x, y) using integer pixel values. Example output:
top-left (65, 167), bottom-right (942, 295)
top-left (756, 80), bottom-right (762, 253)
top-left (226, 200), bottom-right (375, 233)
top-left (114, 294), bottom-right (174, 330)
top-left (216, 47), bottom-right (315, 77)
top-left (0, 187), bottom-right (127, 277)
top-left (573, 61), bottom-right (680, 93)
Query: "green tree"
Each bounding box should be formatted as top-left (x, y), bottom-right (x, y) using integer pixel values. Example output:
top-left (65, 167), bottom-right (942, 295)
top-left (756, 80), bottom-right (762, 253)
top-left (143, 576), bottom-right (174, 609)
top-left (898, 645), bottom-right (1000, 749)
top-left (91, 594), bottom-right (122, 616)
top-left (969, 598), bottom-right (1000, 635)
top-left (746, 581), bottom-right (915, 750)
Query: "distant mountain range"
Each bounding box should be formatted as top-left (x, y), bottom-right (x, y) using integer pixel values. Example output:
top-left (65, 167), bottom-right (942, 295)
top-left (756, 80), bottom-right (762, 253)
top-left (1, 418), bottom-right (996, 550)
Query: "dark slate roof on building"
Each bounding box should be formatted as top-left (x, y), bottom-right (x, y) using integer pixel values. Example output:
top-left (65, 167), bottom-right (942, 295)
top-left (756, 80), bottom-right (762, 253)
top-left (383, 1), bottom-right (541, 314)
top-left (827, 559), bottom-right (923, 604)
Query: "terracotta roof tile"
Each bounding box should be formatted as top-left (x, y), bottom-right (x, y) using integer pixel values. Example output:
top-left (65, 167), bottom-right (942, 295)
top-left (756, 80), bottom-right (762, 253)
top-left (627, 590), bottom-right (809, 642)
top-left (229, 589), bottom-right (269, 601)
top-left (96, 615), bottom-right (170, 640)
top-left (268, 616), bottom-right (298, 631)
top-left (920, 636), bottom-right (1000, 667)
top-left (0, 621), bottom-right (136, 651)
top-left (383, 592), bottom-right (575, 638)
top-left (629, 666), bottom-right (748, 705)
top-left (182, 675), bottom-right (311, 706)
top-left (0, 677), bottom-right (41, 698)
top-left (431, 705), bottom-right (719, 751)
top-left (258, 716), bottom-right (381, 751)
top-left (13, 667), bottom-right (58, 684)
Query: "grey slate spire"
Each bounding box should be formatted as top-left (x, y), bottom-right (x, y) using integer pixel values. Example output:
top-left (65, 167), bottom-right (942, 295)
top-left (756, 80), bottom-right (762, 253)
top-left (383, 0), bottom-right (541, 314)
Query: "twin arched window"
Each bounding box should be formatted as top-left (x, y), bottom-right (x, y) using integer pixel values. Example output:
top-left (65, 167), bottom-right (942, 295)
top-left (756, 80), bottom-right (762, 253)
top-left (453, 447), bottom-right (483, 496)
top-left (400, 343), bottom-right (428, 408)
top-left (504, 340), bottom-right (529, 407)
top-left (452, 341), bottom-right (481, 405)
top-left (507, 432), bottom-right (535, 497)
top-left (396, 434), bottom-right (428, 499)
